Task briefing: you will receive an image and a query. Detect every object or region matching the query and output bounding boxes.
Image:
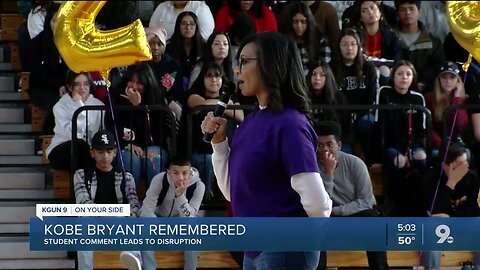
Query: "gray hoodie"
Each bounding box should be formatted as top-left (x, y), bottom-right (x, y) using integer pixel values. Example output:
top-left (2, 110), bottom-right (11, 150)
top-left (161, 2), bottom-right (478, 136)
top-left (140, 168), bottom-right (205, 218)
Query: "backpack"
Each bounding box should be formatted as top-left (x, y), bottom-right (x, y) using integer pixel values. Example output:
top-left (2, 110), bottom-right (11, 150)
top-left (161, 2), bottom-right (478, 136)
top-left (156, 172), bottom-right (197, 206)
top-left (84, 168), bottom-right (128, 204)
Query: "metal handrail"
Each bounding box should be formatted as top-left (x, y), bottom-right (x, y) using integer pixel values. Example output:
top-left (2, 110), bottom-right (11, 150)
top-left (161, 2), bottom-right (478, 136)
top-left (186, 103), bottom-right (433, 164)
top-left (70, 104), bottom-right (177, 199)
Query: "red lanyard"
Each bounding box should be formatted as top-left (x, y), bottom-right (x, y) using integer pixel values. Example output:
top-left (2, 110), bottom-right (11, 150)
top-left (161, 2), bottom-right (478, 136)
top-left (405, 105), bottom-right (414, 161)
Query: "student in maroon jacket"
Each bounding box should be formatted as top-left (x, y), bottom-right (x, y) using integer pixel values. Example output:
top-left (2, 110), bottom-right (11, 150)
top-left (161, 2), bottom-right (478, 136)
top-left (425, 61), bottom-right (469, 159)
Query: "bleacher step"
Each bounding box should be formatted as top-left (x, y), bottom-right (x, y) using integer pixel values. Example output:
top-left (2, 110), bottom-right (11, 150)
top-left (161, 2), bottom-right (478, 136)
top-left (0, 205), bottom-right (35, 223)
top-left (0, 76), bottom-right (14, 92)
top-left (0, 223), bottom-right (29, 234)
top-left (0, 237), bottom-right (68, 259)
top-left (0, 63), bottom-right (12, 71)
top-left (0, 107), bottom-right (23, 123)
top-left (0, 139), bottom-right (34, 155)
top-left (0, 92), bottom-right (21, 101)
top-left (0, 124), bottom-right (31, 133)
top-left (0, 155), bottom-right (42, 165)
top-left (0, 167), bottom-right (45, 189)
top-left (0, 189), bottom-right (53, 200)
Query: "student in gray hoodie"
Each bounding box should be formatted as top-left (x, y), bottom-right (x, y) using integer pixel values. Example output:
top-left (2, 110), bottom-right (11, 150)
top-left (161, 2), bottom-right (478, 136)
top-left (314, 121), bottom-right (389, 270)
top-left (140, 156), bottom-right (205, 270)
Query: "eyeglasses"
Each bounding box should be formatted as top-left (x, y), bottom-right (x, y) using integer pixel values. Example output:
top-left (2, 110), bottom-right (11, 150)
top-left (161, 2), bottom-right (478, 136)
top-left (181, 22), bottom-right (196, 28)
top-left (73, 81), bottom-right (90, 88)
top-left (237, 56), bottom-right (258, 71)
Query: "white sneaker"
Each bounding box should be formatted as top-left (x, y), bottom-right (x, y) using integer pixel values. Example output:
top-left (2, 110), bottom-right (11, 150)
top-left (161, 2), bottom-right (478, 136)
top-left (120, 251), bottom-right (142, 270)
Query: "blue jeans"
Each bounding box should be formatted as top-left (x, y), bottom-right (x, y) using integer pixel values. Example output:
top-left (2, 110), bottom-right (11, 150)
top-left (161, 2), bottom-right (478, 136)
top-left (421, 251), bottom-right (441, 270)
top-left (191, 152), bottom-right (213, 194)
top-left (385, 147), bottom-right (427, 170)
top-left (243, 251), bottom-right (319, 270)
top-left (120, 145), bottom-right (168, 188)
top-left (142, 250), bottom-right (197, 270)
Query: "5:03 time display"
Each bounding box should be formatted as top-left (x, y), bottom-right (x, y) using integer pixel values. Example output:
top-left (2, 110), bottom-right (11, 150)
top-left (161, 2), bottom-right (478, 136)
top-left (397, 224), bottom-right (416, 232)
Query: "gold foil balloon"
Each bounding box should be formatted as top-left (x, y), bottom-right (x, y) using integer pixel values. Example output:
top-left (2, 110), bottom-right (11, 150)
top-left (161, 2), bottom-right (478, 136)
top-left (54, 1), bottom-right (152, 84)
top-left (447, 1), bottom-right (480, 68)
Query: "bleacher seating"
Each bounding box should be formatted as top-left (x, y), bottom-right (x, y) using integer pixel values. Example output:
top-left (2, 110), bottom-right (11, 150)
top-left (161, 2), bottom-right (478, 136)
top-left (0, 13), bottom-right (23, 41)
top-left (91, 250), bottom-right (474, 269)
top-left (93, 251), bottom-right (240, 269)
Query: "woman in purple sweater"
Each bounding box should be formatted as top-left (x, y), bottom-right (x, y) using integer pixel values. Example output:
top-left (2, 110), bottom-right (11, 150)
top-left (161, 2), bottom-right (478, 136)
top-left (201, 32), bottom-right (332, 269)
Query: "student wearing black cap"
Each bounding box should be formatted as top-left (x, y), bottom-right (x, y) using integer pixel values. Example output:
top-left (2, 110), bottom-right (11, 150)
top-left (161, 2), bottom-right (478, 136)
top-left (73, 130), bottom-right (142, 270)
top-left (425, 61), bottom-right (469, 160)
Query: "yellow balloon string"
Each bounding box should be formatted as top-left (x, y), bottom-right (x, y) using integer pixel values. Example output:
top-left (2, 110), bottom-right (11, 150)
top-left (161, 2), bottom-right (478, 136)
top-left (462, 54), bottom-right (473, 73)
top-left (99, 70), bottom-right (111, 88)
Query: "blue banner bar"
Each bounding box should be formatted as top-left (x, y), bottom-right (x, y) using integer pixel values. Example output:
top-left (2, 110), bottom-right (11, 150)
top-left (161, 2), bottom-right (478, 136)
top-left (29, 217), bottom-right (480, 251)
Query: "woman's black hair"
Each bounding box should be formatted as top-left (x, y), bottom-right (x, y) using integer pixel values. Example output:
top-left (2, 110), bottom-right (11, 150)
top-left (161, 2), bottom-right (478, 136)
top-left (96, 1), bottom-right (139, 30)
top-left (123, 63), bottom-right (165, 105)
top-left (332, 28), bottom-right (365, 87)
top-left (201, 32), bottom-right (234, 83)
top-left (169, 11), bottom-right (204, 57)
top-left (284, 2), bottom-right (324, 66)
top-left (189, 62), bottom-right (227, 97)
top-left (226, 0), bottom-right (264, 18)
top-left (31, 0), bottom-right (55, 14)
top-left (442, 143), bottom-right (468, 165)
top-left (236, 32), bottom-right (311, 116)
top-left (307, 62), bottom-right (339, 105)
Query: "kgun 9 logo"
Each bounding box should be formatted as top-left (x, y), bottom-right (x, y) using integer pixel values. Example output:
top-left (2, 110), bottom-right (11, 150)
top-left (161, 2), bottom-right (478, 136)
top-left (435, 224), bottom-right (454, 244)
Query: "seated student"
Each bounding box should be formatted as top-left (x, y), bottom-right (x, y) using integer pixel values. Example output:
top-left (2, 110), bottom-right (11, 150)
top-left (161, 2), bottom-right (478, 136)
top-left (420, 144), bottom-right (480, 270)
top-left (331, 28), bottom-right (378, 160)
top-left (214, 0), bottom-right (278, 34)
top-left (425, 61), bottom-right (469, 160)
top-left (342, 0), bottom-right (397, 30)
top-left (371, 60), bottom-right (426, 216)
top-left (313, 121), bottom-right (389, 270)
top-left (73, 130), bottom-right (142, 270)
top-left (186, 62), bottom-right (243, 194)
top-left (149, 0), bottom-right (214, 42)
top-left (144, 27), bottom-right (184, 115)
top-left (165, 11), bottom-right (205, 89)
top-left (371, 60), bottom-right (427, 171)
top-left (140, 156), bottom-right (205, 270)
top-left (278, 1), bottom-right (340, 57)
top-left (355, 1), bottom-right (402, 87)
top-left (308, 62), bottom-right (351, 153)
top-left (282, 2), bottom-right (331, 76)
top-left (46, 71), bottom-right (104, 171)
top-left (109, 63), bottom-right (170, 189)
top-left (394, 0), bottom-right (445, 93)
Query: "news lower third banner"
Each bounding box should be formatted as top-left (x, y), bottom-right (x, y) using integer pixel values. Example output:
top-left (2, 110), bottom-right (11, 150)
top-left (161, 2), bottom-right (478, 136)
top-left (30, 216), bottom-right (480, 251)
